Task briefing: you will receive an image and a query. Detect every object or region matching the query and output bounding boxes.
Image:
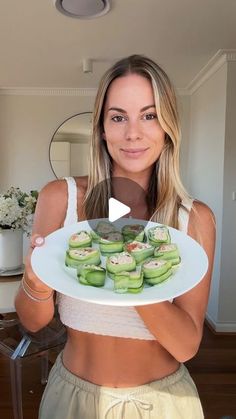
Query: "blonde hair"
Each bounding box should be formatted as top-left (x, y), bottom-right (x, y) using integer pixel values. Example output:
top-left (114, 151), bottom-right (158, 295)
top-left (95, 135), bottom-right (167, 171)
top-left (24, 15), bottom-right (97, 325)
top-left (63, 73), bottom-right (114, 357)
top-left (84, 55), bottom-right (190, 228)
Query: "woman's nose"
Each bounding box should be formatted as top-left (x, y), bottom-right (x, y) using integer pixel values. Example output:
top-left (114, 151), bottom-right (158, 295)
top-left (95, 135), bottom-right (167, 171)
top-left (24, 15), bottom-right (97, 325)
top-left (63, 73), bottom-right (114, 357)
top-left (125, 120), bottom-right (142, 141)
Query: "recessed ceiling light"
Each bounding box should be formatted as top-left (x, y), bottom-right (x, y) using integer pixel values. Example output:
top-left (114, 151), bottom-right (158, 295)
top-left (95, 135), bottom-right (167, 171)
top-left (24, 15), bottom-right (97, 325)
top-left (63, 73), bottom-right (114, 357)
top-left (53, 0), bottom-right (111, 19)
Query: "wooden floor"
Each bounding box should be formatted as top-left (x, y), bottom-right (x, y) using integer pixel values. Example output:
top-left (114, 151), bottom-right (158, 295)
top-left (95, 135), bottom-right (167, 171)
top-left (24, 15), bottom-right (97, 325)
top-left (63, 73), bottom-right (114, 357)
top-left (186, 323), bottom-right (236, 419)
top-left (0, 322), bottom-right (236, 419)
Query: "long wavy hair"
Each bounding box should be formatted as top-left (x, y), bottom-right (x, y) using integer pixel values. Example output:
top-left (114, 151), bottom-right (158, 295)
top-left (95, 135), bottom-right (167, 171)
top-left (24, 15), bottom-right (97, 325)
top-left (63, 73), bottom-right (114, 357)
top-left (83, 55), bottom-right (190, 228)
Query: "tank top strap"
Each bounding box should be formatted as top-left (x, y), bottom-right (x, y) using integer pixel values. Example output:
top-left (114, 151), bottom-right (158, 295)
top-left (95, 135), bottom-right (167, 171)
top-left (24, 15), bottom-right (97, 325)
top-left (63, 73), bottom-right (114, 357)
top-left (178, 197), bottom-right (194, 234)
top-left (63, 177), bottom-right (78, 226)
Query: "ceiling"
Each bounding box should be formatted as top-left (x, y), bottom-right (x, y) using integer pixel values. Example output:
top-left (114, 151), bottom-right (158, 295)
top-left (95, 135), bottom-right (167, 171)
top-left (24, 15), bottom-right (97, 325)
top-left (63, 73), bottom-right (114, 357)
top-left (1, 0), bottom-right (236, 89)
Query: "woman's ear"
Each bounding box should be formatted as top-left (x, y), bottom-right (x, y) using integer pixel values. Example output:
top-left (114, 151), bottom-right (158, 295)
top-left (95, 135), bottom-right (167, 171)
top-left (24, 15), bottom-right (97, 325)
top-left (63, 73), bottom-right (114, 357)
top-left (102, 132), bottom-right (106, 141)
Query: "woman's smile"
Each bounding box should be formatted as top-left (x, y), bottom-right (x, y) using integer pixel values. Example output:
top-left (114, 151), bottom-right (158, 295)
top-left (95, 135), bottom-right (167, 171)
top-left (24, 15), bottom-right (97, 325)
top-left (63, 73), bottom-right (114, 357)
top-left (120, 147), bottom-right (149, 158)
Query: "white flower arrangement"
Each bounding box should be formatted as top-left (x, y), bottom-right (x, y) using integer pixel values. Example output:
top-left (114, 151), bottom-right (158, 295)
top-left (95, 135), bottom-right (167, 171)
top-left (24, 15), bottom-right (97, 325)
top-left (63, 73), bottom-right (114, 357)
top-left (0, 187), bottom-right (38, 235)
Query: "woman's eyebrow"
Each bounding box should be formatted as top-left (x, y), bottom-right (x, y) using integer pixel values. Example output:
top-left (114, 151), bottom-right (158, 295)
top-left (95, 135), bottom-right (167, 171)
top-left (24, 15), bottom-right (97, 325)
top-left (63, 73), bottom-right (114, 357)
top-left (141, 104), bottom-right (156, 112)
top-left (107, 105), bottom-right (156, 113)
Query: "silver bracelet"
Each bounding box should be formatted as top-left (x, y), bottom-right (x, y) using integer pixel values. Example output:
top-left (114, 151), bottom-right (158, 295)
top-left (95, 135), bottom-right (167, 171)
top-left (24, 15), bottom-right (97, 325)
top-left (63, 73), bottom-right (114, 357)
top-left (21, 281), bottom-right (53, 302)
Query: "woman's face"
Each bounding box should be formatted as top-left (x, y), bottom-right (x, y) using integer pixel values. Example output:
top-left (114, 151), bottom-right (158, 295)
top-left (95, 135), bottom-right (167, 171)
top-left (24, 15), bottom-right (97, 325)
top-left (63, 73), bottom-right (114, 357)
top-left (103, 73), bottom-right (165, 178)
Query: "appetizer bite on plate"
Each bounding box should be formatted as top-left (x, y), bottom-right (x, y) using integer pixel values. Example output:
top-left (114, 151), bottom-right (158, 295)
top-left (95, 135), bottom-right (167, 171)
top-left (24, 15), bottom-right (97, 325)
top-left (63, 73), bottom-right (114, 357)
top-left (113, 270), bottom-right (144, 294)
top-left (124, 241), bottom-right (154, 264)
top-left (77, 264), bottom-right (106, 287)
top-left (142, 259), bottom-right (172, 285)
top-left (154, 243), bottom-right (181, 266)
top-left (91, 221), bottom-right (117, 243)
top-left (106, 251), bottom-right (136, 279)
top-left (99, 231), bottom-right (124, 255)
top-left (147, 226), bottom-right (171, 247)
top-left (68, 231), bottom-right (92, 248)
top-left (122, 224), bottom-right (145, 242)
top-left (65, 248), bottom-right (101, 268)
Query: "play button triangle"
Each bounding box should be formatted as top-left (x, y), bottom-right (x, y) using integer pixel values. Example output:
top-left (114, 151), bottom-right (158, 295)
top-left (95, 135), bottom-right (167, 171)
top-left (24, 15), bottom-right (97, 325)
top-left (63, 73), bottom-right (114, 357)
top-left (108, 197), bottom-right (131, 222)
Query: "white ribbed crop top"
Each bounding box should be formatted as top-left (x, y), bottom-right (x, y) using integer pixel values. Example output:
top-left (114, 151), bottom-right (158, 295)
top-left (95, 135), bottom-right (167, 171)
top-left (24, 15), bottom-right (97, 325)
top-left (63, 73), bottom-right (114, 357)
top-left (57, 177), bottom-right (193, 340)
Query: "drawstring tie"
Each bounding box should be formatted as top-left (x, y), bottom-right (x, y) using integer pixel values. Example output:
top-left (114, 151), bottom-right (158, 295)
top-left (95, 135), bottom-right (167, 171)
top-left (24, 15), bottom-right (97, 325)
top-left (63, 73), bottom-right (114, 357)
top-left (104, 392), bottom-right (153, 418)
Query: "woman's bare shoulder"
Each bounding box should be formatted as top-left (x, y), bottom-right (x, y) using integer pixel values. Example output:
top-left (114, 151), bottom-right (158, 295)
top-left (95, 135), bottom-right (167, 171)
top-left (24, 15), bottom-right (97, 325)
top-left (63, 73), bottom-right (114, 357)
top-left (32, 179), bottom-right (69, 235)
top-left (188, 199), bottom-right (216, 242)
top-left (40, 176), bottom-right (88, 194)
top-left (191, 199), bottom-right (215, 224)
top-left (39, 179), bottom-right (68, 200)
top-left (74, 176), bottom-right (88, 193)
top-left (38, 179), bottom-right (68, 214)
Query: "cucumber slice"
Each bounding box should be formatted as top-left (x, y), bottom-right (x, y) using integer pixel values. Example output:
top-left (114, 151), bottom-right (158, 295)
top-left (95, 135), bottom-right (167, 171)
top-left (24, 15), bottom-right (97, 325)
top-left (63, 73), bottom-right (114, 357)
top-left (99, 231), bottom-right (124, 255)
top-left (142, 259), bottom-right (172, 278)
top-left (113, 270), bottom-right (144, 293)
top-left (65, 248), bottom-right (100, 268)
top-left (128, 284), bottom-right (144, 293)
top-left (144, 268), bottom-right (172, 285)
top-left (154, 243), bottom-right (180, 265)
top-left (124, 241), bottom-right (154, 264)
top-left (77, 265), bottom-right (106, 287)
top-left (65, 252), bottom-right (81, 268)
top-left (91, 221), bottom-right (117, 243)
top-left (69, 231), bottom-right (92, 248)
top-left (122, 224), bottom-right (145, 242)
top-left (90, 230), bottom-right (102, 243)
top-left (78, 276), bottom-right (90, 286)
top-left (147, 226), bottom-right (171, 247)
top-left (110, 274), bottom-right (127, 292)
top-left (107, 271), bottom-right (115, 280)
top-left (106, 252), bottom-right (136, 275)
top-left (86, 270), bottom-right (106, 287)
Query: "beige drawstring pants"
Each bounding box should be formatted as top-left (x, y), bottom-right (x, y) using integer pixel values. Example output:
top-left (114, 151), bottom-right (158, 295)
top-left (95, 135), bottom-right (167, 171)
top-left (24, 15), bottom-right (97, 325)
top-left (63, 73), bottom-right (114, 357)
top-left (39, 352), bottom-right (204, 419)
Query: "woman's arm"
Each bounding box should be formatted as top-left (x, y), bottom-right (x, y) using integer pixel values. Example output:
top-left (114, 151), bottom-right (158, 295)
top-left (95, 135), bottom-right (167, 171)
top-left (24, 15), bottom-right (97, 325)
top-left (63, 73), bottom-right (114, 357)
top-left (15, 179), bottom-right (68, 332)
top-left (135, 201), bottom-right (216, 362)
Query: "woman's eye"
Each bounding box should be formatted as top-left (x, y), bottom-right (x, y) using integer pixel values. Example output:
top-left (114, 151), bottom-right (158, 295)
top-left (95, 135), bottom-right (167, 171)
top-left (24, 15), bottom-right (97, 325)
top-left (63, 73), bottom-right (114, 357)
top-left (143, 113), bottom-right (157, 120)
top-left (111, 115), bottom-right (126, 122)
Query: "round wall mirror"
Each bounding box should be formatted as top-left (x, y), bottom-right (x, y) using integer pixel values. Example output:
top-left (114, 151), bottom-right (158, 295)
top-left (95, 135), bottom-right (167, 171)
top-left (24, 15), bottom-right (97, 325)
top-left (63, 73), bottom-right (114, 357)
top-left (49, 112), bottom-right (92, 179)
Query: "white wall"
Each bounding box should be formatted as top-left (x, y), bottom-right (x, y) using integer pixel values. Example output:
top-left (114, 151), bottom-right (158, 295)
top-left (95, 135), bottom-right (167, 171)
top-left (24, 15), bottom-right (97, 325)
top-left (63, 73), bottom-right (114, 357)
top-left (218, 62), bottom-right (236, 324)
top-left (0, 92), bottom-right (95, 257)
top-left (0, 94), bottom-right (94, 192)
top-left (187, 62), bottom-right (236, 329)
top-left (177, 94), bottom-right (191, 189)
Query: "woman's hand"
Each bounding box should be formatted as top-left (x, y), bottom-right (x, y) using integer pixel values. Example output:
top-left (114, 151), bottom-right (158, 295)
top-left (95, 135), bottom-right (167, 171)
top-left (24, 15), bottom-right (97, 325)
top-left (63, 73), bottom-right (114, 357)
top-left (23, 233), bottom-right (53, 294)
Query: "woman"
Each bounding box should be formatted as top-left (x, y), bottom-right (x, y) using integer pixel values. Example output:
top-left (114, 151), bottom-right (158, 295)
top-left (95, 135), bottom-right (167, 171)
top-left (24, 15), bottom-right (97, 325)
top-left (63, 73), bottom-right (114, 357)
top-left (15, 55), bottom-right (215, 418)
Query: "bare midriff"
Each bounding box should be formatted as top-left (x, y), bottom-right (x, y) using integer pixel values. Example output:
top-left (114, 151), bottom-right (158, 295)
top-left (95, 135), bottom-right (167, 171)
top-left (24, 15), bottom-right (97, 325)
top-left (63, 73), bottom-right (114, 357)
top-left (62, 328), bottom-right (180, 387)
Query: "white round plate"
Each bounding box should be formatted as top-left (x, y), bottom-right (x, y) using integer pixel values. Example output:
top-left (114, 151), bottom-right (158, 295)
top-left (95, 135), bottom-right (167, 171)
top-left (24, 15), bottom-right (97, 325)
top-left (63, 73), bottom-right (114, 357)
top-left (31, 218), bottom-right (208, 306)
